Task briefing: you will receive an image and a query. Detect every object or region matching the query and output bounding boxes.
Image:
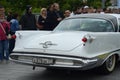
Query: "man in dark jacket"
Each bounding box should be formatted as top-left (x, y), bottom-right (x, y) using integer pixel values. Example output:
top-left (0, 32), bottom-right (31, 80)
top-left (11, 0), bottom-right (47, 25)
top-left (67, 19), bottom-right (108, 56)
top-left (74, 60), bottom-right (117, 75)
top-left (20, 5), bottom-right (37, 30)
top-left (47, 3), bottom-right (64, 30)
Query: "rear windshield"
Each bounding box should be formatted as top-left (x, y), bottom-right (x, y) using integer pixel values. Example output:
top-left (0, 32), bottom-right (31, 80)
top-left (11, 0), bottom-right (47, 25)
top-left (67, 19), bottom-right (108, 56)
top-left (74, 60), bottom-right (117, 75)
top-left (54, 18), bottom-right (114, 32)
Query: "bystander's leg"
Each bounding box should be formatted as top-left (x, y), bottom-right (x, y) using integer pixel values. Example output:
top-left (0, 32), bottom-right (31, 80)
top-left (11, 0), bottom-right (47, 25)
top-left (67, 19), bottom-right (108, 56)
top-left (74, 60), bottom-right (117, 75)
top-left (3, 40), bottom-right (9, 60)
top-left (0, 40), bottom-right (4, 61)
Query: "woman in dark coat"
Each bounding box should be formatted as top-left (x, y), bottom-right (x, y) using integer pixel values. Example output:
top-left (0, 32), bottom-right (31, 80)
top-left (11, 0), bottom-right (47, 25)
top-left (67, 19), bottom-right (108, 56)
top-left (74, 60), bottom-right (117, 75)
top-left (37, 8), bottom-right (50, 30)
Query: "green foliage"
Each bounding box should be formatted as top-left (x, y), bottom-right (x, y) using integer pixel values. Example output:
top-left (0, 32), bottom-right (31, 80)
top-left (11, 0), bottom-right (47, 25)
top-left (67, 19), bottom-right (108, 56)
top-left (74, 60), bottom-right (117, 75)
top-left (61, 3), bottom-right (71, 11)
top-left (105, 0), bottom-right (111, 7)
top-left (32, 8), bottom-right (41, 13)
top-left (0, 0), bottom-right (111, 16)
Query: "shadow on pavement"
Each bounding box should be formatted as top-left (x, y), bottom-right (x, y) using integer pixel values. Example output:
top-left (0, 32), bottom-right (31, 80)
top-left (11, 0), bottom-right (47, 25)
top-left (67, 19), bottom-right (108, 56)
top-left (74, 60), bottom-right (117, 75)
top-left (17, 62), bottom-right (120, 80)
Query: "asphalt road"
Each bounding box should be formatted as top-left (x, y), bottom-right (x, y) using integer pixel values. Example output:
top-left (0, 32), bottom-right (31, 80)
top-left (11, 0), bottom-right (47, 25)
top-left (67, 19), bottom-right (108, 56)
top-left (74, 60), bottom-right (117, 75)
top-left (0, 61), bottom-right (120, 80)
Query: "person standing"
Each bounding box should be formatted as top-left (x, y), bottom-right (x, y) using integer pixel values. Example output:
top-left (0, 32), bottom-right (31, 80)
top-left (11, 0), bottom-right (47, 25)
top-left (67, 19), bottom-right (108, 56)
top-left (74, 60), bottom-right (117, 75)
top-left (47, 3), bottom-right (64, 30)
top-left (0, 5), bottom-right (10, 61)
top-left (64, 10), bottom-right (71, 18)
top-left (37, 8), bottom-right (49, 30)
top-left (7, 11), bottom-right (13, 22)
top-left (19, 5), bottom-right (37, 30)
top-left (47, 4), bottom-right (55, 30)
top-left (9, 13), bottom-right (20, 54)
top-left (53, 3), bottom-right (64, 24)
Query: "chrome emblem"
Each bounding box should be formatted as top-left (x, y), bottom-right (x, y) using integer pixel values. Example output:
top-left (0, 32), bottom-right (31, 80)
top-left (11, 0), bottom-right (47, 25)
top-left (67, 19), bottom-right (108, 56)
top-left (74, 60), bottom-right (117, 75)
top-left (40, 41), bottom-right (57, 48)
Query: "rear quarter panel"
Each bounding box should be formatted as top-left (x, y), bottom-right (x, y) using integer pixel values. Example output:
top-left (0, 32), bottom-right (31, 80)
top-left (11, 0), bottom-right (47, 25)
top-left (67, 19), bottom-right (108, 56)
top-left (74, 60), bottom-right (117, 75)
top-left (14, 31), bottom-right (51, 49)
top-left (73, 32), bottom-right (120, 58)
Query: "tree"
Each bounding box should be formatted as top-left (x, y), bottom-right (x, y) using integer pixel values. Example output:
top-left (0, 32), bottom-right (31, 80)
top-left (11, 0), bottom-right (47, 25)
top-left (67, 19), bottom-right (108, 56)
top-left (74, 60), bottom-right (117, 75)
top-left (0, 0), bottom-right (111, 16)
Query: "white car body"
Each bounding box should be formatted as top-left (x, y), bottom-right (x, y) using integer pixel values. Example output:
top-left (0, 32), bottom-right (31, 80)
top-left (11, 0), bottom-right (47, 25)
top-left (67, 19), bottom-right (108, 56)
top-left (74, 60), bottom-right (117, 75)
top-left (10, 14), bottom-right (120, 74)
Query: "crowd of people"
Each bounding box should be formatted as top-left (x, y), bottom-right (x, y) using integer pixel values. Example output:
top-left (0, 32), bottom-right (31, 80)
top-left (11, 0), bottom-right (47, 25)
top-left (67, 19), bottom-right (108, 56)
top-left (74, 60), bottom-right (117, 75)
top-left (0, 2), bottom-right (120, 62)
top-left (18, 4), bottom-right (120, 31)
top-left (19, 3), bottom-right (64, 31)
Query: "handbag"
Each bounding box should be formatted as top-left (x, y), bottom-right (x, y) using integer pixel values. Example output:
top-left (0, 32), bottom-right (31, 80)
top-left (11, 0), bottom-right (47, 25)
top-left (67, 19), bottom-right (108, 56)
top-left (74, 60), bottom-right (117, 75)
top-left (0, 22), bottom-right (12, 39)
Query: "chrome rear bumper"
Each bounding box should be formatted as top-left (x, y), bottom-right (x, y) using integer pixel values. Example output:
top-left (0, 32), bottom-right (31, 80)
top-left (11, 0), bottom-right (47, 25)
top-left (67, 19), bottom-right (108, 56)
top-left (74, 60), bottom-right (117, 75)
top-left (10, 53), bottom-right (101, 70)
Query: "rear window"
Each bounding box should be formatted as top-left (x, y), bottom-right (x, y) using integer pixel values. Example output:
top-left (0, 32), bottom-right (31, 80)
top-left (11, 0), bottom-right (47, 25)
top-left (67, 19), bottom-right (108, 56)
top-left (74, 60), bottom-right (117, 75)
top-left (54, 18), bottom-right (114, 32)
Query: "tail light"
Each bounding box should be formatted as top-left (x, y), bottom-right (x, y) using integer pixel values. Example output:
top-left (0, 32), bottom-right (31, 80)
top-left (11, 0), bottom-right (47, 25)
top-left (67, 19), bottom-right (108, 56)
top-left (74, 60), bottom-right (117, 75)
top-left (82, 37), bottom-right (87, 43)
top-left (12, 35), bottom-right (16, 39)
top-left (82, 34), bottom-right (95, 43)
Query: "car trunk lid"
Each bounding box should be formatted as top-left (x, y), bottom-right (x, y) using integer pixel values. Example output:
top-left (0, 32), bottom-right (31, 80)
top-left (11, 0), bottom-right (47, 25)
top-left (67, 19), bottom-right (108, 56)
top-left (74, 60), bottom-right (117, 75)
top-left (24, 32), bottom-right (87, 51)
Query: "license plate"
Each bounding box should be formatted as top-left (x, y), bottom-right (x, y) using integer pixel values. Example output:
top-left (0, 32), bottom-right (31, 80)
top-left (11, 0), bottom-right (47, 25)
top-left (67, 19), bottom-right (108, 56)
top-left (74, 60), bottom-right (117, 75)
top-left (32, 58), bottom-right (53, 65)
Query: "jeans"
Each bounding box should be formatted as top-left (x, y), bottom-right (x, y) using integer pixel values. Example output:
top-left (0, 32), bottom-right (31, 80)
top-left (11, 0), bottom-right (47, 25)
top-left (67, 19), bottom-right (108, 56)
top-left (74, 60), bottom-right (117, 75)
top-left (0, 40), bottom-right (9, 60)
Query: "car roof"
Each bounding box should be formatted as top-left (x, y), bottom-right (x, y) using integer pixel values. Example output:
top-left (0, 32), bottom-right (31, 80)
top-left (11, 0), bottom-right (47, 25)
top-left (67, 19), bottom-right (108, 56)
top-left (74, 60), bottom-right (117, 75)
top-left (67, 13), bottom-right (118, 22)
top-left (66, 13), bottom-right (119, 32)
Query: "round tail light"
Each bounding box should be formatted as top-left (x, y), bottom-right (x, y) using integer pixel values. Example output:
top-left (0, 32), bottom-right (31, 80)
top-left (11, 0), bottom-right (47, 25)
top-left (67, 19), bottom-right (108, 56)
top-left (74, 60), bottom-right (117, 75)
top-left (82, 37), bottom-right (87, 42)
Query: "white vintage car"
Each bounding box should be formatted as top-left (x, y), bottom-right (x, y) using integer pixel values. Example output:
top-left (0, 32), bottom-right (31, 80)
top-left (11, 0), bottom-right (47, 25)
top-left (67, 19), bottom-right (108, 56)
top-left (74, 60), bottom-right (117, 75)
top-left (10, 14), bottom-right (120, 74)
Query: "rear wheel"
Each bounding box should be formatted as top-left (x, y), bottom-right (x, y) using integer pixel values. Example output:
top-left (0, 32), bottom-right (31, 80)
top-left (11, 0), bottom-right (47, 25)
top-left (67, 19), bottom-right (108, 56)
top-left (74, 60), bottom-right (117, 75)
top-left (99, 55), bottom-right (116, 74)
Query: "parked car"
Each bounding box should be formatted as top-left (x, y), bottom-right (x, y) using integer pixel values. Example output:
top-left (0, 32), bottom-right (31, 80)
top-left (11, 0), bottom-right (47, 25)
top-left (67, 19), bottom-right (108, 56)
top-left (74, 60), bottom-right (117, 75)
top-left (10, 14), bottom-right (120, 74)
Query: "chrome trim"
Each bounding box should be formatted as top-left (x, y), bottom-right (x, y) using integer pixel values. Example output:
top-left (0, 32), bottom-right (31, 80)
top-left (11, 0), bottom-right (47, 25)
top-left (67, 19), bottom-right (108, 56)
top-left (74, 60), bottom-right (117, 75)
top-left (10, 53), bottom-right (99, 70)
top-left (10, 53), bottom-right (96, 62)
top-left (39, 41), bottom-right (57, 48)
